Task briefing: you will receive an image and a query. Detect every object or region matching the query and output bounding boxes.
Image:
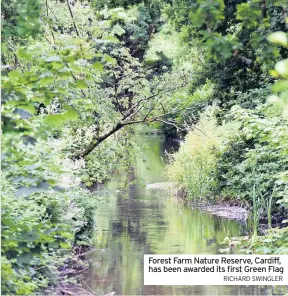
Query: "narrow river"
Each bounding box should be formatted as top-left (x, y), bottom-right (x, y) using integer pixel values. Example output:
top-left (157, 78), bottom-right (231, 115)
top-left (83, 135), bottom-right (277, 295)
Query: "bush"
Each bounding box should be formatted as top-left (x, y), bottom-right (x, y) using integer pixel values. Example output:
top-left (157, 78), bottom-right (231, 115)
top-left (167, 107), bottom-right (238, 200)
top-left (1, 134), bottom-right (99, 294)
top-left (162, 80), bottom-right (215, 137)
top-left (222, 227), bottom-right (288, 254)
top-left (2, 177), bottom-right (68, 294)
top-left (167, 103), bottom-right (288, 222)
top-left (232, 85), bottom-right (272, 109)
top-left (217, 105), bottom-right (288, 216)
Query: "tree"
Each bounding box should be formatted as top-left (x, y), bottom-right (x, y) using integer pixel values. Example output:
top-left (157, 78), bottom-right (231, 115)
top-left (2, 0), bottom-right (190, 161)
top-left (165, 0), bottom-right (288, 112)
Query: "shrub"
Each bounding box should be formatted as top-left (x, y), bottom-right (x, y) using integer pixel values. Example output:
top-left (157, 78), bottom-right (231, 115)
top-left (222, 227), bottom-right (288, 254)
top-left (167, 107), bottom-right (238, 200)
top-left (1, 134), bottom-right (100, 294)
top-left (1, 177), bottom-right (68, 294)
top-left (216, 105), bottom-right (288, 216)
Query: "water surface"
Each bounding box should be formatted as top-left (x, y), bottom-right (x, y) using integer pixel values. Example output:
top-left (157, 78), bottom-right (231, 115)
top-left (84, 136), bottom-right (281, 295)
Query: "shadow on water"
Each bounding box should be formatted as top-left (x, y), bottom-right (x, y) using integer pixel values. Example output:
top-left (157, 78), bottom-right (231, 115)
top-left (83, 135), bottom-right (283, 295)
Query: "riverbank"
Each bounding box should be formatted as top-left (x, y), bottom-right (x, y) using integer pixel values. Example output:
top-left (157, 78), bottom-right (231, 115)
top-left (73, 135), bottom-right (248, 295)
top-left (146, 181), bottom-right (288, 230)
top-left (146, 180), bottom-right (288, 255)
top-left (192, 202), bottom-right (249, 224)
top-left (146, 182), bottom-right (249, 223)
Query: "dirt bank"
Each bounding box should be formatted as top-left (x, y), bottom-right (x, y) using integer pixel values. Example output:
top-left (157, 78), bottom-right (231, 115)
top-left (146, 182), bottom-right (249, 223)
top-left (192, 202), bottom-right (249, 224)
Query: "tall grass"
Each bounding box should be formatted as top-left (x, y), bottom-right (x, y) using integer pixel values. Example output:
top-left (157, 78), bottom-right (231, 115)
top-left (249, 180), bottom-right (276, 237)
top-left (260, 185), bottom-right (276, 229)
top-left (166, 108), bottom-right (239, 201)
top-left (251, 183), bottom-right (260, 237)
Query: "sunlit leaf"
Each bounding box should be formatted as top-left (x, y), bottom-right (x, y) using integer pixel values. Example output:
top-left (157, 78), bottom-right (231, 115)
top-left (272, 80), bottom-right (288, 92)
top-left (43, 114), bottom-right (67, 126)
top-left (92, 62), bottom-right (104, 71)
top-left (59, 242), bottom-right (71, 249)
top-left (39, 76), bottom-right (54, 85)
top-left (64, 104), bottom-right (78, 121)
top-left (104, 54), bottom-right (117, 65)
top-left (267, 32), bottom-right (288, 47)
top-left (275, 59), bottom-right (288, 78)
top-left (17, 47), bottom-right (31, 59)
top-left (104, 36), bottom-right (119, 43)
top-left (8, 71), bottom-right (21, 79)
top-left (76, 80), bottom-right (87, 89)
top-left (45, 55), bottom-right (62, 62)
top-left (19, 104), bottom-right (35, 115)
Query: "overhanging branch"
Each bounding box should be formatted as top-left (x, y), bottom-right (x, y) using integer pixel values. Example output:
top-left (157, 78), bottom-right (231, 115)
top-left (73, 81), bottom-right (190, 159)
top-left (73, 106), bottom-right (189, 159)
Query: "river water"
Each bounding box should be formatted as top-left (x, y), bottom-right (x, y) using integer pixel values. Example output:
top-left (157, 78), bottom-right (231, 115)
top-left (83, 135), bottom-right (281, 295)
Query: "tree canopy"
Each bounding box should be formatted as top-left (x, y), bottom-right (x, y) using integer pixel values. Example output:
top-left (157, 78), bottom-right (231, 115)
top-left (1, 0), bottom-right (288, 294)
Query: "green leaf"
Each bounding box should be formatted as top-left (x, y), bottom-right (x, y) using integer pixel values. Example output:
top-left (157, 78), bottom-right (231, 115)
top-left (63, 104), bottom-right (78, 121)
top-left (59, 242), bottom-right (71, 249)
top-left (275, 59), bottom-right (288, 78)
top-left (17, 47), bottom-right (31, 59)
top-left (104, 54), bottom-right (117, 65)
top-left (267, 32), bottom-right (288, 47)
top-left (59, 231), bottom-right (74, 239)
top-left (92, 62), bottom-right (104, 71)
top-left (39, 76), bottom-right (54, 85)
top-left (272, 80), bottom-right (288, 92)
top-left (45, 55), bottom-right (62, 62)
top-left (104, 36), bottom-right (119, 43)
top-left (51, 62), bottom-right (64, 70)
top-left (8, 71), bottom-right (21, 79)
top-left (82, 53), bottom-right (94, 59)
top-left (68, 82), bottom-right (77, 89)
top-left (46, 179), bottom-right (57, 186)
top-left (43, 114), bottom-right (67, 126)
top-left (76, 80), bottom-right (87, 89)
top-left (58, 71), bottom-right (71, 78)
top-left (19, 104), bottom-right (35, 115)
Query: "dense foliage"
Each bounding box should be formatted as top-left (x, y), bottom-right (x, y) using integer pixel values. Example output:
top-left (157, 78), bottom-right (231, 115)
top-left (165, 0), bottom-right (288, 252)
top-left (1, 133), bottom-right (100, 294)
top-left (1, 0), bottom-right (197, 292)
top-left (221, 227), bottom-right (288, 254)
top-left (2, 0), bottom-right (288, 294)
top-left (1, 0), bottom-right (188, 293)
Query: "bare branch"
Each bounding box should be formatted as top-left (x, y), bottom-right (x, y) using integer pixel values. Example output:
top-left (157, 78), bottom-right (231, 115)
top-left (283, 5), bottom-right (288, 30)
top-left (74, 105), bottom-right (190, 159)
top-left (121, 82), bottom-right (188, 121)
top-left (73, 79), bottom-right (190, 159)
top-left (45, 0), bottom-right (55, 44)
top-left (66, 0), bottom-right (80, 37)
top-left (135, 82), bottom-right (187, 107)
top-left (143, 103), bottom-right (157, 121)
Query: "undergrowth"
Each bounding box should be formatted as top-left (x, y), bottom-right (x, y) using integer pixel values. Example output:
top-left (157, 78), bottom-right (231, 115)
top-left (166, 107), bottom-right (239, 200)
top-left (1, 135), bottom-right (100, 295)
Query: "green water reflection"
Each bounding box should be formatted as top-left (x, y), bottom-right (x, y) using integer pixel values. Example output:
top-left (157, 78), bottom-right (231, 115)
top-left (85, 136), bottom-right (279, 295)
